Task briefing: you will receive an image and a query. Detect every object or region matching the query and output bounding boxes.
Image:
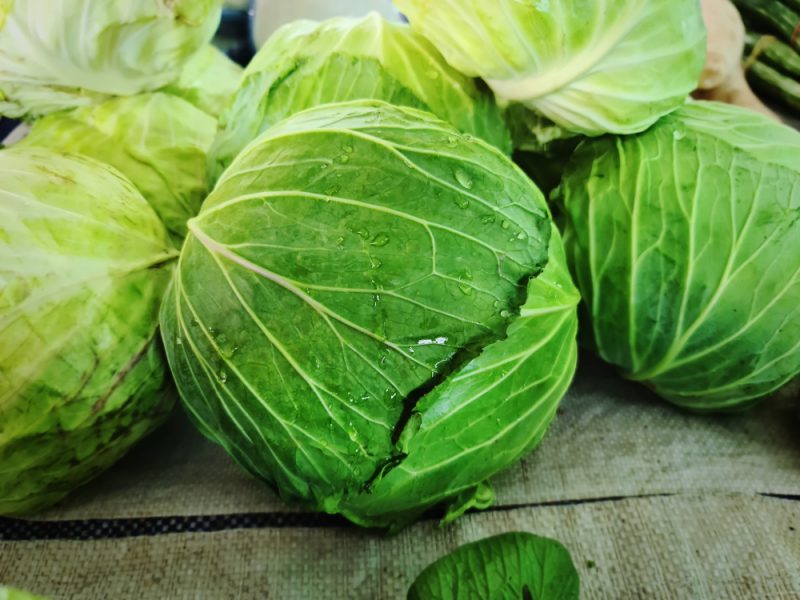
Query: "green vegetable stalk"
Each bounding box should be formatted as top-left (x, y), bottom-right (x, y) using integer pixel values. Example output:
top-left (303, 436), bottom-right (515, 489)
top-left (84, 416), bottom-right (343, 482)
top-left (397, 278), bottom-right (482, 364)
top-left (733, 0), bottom-right (800, 49)
top-left (744, 33), bottom-right (800, 79)
top-left (746, 58), bottom-right (800, 112)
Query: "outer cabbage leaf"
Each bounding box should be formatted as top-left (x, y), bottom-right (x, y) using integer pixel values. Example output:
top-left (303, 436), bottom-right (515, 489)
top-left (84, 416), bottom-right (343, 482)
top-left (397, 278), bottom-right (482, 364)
top-left (164, 45), bottom-right (243, 118)
top-left (0, 0), bottom-right (223, 118)
top-left (560, 101), bottom-right (800, 410)
top-left (209, 12), bottom-right (511, 182)
top-left (395, 0), bottom-right (706, 136)
top-left (162, 101), bottom-right (576, 528)
top-left (340, 224), bottom-right (579, 529)
top-left (407, 532), bottom-right (580, 600)
top-left (19, 93), bottom-right (217, 244)
top-left (0, 148), bottom-right (177, 515)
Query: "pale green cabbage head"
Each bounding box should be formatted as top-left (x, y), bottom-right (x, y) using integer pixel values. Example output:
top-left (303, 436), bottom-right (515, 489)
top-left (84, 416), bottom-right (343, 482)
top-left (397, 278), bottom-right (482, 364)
top-left (395, 0), bottom-right (707, 136)
top-left (209, 12), bottom-right (511, 182)
top-left (162, 100), bottom-right (579, 529)
top-left (0, 148), bottom-right (177, 515)
top-left (560, 101), bottom-right (800, 410)
top-left (0, 0), bottom-right (222, 118)
top-left (19, 93), bottom-right (217, 244)
top-left (164, 45), bottom-right (243, 118)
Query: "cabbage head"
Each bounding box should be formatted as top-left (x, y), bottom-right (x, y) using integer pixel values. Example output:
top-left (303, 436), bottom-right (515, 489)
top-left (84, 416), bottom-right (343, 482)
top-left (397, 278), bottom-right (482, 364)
top-left (19, 93), bottom-right (217, 244)
top-left (559, 101), bottom-right (800, 411)
top-left (395, 0), bottom-right (707, 136)
top-left (209, 13), bottom-right (511, 182)
top-left (0, 148), bottom-right (177, 515)
top-left (164, 45), bottom-right (243, 119)
top-left (0, 0), bottom-right (222, 118)
top-left (162, 100), bottom-right (579, 529)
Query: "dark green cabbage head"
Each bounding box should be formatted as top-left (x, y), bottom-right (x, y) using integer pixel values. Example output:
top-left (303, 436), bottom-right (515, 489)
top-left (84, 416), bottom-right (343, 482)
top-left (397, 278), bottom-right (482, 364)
top-left (0, 148), bottom-right (177, 515)
top-left (560, 101), bottom-right (800, 411)
top-left (162, 100), bottom-right (579, 529)
top-left (19, 93), bottom-right (217, 244)
top-left (208, 12), bottom-right (511, 183)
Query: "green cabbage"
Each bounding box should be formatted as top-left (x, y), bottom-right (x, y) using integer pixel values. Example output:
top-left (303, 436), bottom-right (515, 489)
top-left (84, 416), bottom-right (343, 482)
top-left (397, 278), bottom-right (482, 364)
top-left (560, 101), bottom-right (800, 410)
top-left (0, 0), bottom-right (222, 118)
top-left (395, 0), bottom-right (707, 136)
top-left (19, 93), bottom-right (217, 244)
top-left (209, 13), bottom-right (511, 182)
top-left (0, 148), bottom-right (177, 515)
top-left (164, 45), bottom-right (243, 118)
top-left (162, 100), bottom-right (579, 529)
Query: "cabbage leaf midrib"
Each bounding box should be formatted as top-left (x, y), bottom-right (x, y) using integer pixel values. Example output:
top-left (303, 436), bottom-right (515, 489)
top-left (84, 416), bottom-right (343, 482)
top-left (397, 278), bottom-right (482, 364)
top-left (485, 2), bottom-right (649, 101)
top-left (189, 221), bottom-right (439, 371)
top-left (197, 189), bottom-right (527, 278)
top-left (173, 272), bottom-right (353, 487)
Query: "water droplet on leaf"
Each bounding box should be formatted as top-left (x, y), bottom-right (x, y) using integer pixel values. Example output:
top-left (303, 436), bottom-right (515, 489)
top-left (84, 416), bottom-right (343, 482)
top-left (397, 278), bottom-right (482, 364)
top-left (370, 233), bottom-right (390, 247)
top-left (455, 170), bottom-right (474, 189)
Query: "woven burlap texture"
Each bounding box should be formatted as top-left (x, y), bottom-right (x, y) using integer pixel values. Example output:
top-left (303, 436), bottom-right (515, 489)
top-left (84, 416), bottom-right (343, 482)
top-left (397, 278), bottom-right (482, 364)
top-left (2, 357), bottom-right (798, 599)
